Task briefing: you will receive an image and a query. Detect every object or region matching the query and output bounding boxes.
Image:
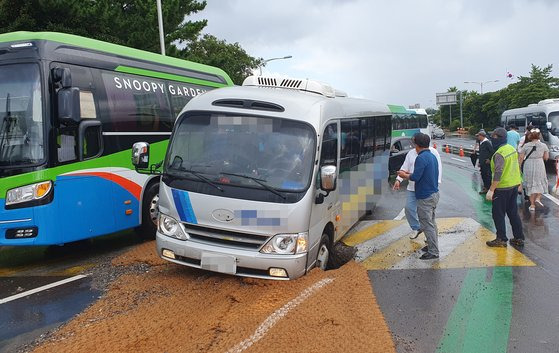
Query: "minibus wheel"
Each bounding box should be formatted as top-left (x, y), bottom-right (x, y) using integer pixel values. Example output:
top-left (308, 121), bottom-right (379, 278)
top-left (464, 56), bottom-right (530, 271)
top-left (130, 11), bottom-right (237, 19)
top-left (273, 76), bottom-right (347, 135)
top-left (140, 182), bottom-right (159, 237)
top-left (316, 234), bottom-right (330, 270)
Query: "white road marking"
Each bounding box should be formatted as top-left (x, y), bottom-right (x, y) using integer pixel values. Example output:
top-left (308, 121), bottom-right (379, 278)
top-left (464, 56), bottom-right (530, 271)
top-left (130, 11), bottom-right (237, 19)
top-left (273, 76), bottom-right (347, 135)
top-left (392, 218), bottom-right (478, 269)
top-left (353, 222), bottom-right (413, 261)
top-left (226, 278), bottom-right (334, 353)
top-left (451, 157), bottom-right (466, 163)
top-left (543, 193), bottom-right (559, 206)
top-left (394, 208), bottom-right (406, 220)
top-left (0, 275), bottom-right (87, 305)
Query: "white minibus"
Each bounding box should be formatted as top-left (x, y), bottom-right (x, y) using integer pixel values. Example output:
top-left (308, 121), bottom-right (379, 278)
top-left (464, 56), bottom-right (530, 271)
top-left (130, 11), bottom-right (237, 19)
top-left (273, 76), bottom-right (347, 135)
top-left (501, 98), bottom-right (559, 161)
top-left (132, 76), bottom-right (392, 280)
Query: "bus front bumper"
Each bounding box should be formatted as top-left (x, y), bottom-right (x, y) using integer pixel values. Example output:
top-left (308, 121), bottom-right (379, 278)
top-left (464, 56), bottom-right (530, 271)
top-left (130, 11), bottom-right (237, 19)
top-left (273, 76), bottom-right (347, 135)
top-left (156, 232), bottom-right (308, 280)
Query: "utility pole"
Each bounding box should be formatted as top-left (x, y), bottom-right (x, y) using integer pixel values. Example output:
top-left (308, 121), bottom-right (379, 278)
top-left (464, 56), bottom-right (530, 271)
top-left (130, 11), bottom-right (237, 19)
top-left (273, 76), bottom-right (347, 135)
top-left (156, 0), bottom-right (165, 56)
top-left (459, 91), bottom-right (463, 128)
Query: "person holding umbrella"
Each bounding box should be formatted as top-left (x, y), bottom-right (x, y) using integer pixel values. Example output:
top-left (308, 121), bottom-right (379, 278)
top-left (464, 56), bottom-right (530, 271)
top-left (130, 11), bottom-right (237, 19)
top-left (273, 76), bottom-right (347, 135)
top-left (476, 130), bottom-right (494, 194)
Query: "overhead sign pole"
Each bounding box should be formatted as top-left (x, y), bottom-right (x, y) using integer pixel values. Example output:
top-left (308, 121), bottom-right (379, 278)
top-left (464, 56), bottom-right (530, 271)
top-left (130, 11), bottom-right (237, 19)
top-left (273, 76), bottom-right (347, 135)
top-left (436, 92), bottom-right (457, 128)
top-left (157, 0), bottom-right (165, 56)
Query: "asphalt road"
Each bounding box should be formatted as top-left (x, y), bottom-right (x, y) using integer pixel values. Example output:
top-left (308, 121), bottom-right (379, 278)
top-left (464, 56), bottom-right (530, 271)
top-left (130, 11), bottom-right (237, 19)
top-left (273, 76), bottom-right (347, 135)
top-left (362, 150), bottom-right (559, 353)
top-left (1, 148), bottom-right (558, 353)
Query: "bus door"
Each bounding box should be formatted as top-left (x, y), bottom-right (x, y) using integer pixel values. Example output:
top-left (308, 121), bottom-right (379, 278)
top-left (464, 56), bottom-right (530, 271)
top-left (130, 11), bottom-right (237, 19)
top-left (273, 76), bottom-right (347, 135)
top-left (309, 122), bottom-right (340, 245)
top-left (51, 64), bottom-right (116, 242)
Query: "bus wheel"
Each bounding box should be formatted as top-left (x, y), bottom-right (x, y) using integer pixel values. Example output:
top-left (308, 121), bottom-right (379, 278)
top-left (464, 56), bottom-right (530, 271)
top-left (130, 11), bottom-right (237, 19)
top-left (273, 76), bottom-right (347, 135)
top-left (140, 182), bottom-right (159, 237)
top-left (316, 234), bottom-right (330, 270)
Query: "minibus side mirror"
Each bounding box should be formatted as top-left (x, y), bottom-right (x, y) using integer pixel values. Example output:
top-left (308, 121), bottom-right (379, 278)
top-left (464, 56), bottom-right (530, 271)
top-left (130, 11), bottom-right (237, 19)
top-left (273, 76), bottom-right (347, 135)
top-left (320, 165), bottom-right (337, 191)
top-left (132, 142), bottom-right (150, 169)
top-left (546, 121), bottom-right (553, 130)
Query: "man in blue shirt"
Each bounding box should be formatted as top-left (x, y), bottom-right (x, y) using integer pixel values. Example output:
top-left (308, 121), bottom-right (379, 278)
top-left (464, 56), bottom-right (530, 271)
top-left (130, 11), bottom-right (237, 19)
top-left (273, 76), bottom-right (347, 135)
top-left (506, 124), bottom-right (521, 150)
top-left (397, 133), bottom-right (440, 259)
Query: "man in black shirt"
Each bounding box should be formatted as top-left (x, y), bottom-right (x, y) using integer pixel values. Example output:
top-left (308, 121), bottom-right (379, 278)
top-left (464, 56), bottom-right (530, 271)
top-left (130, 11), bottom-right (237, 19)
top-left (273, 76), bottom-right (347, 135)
top-left (476, 130), bottom-right (494, 194)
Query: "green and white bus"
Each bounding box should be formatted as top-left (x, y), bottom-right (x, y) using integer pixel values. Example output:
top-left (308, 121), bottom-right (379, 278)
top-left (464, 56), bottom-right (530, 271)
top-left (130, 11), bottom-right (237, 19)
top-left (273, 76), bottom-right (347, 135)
top-left (0, 32), bottom-right (233, 246)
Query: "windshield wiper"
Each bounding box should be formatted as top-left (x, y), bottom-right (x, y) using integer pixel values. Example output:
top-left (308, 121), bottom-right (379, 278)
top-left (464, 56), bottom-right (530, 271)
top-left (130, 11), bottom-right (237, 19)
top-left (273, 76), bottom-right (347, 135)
top-left (220, 172), bottom-right (286, 199)
top-left (169, 168), bottom-right (224, 192)
top-left (0, 93), bottom-right (13, 158)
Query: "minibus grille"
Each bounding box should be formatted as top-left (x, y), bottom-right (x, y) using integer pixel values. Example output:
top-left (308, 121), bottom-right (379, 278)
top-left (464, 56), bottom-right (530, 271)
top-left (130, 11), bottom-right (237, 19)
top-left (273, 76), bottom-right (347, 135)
top-left (183, 224), bottom-right (269, 250)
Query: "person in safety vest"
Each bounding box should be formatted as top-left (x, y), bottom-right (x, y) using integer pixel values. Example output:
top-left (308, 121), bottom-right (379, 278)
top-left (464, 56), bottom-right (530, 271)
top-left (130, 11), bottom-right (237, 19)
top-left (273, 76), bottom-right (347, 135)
top-left (486, 127), bottom-right (525, 247)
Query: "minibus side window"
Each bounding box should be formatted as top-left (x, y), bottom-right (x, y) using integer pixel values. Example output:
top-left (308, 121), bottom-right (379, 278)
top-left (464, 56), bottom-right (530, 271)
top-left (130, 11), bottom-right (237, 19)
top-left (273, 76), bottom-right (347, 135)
top-left (320, 123), bottom-right (338, 167)
top-left (340, 120), bottom-right (360, 172)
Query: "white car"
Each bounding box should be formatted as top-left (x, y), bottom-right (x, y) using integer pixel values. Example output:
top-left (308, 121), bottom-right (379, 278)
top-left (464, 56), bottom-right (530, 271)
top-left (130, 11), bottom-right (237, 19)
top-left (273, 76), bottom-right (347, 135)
top-left (432, 127), bottom-right (445, 139)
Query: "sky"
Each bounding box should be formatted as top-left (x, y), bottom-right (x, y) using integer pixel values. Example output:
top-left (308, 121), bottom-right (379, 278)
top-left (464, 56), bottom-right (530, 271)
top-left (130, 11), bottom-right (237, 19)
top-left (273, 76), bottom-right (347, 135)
top-left (191, 0), bottom-right (559, 109)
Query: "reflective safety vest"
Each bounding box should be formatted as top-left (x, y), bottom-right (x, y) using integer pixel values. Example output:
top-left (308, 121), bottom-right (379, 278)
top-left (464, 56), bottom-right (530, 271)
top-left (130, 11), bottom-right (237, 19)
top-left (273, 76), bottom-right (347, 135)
top-left (490, 144), bottom-right (523, 188)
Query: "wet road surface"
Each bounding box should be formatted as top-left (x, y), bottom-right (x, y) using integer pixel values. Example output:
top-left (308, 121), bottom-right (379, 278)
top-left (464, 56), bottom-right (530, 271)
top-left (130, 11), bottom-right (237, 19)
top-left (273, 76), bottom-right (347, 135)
top-left (0, 231), bottom-right (146, 352)
top-left (358, 149), bottom-right (559, 352)
top-left (0, 146), bottom-right (558, 352)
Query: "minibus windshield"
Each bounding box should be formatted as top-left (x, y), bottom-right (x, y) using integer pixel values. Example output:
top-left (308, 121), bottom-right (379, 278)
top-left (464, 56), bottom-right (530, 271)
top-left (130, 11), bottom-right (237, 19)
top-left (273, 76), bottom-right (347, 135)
top-left (0, 64), bottom-right (44, 167)
top-left (549, 112), bottom-right (559, 136)
top-left (166, 113), bottom-right (316, 192)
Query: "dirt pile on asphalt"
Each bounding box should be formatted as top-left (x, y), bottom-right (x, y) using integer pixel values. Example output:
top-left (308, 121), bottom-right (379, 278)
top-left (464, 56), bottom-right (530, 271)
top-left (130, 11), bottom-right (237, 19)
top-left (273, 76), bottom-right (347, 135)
top-left (33, 241), bottom-right (395, 353)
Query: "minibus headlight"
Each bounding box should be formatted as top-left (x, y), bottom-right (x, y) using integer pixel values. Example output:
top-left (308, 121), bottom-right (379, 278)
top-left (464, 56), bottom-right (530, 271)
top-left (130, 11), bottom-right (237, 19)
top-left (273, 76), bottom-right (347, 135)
top-left (550, 145), bottom-right (559, 152)
top-left (6, 181), bottom-right (52, 206)
top-left (158, 214), bottom-right (188, 240)
top-left (261, 232), bottom-right (308, 255)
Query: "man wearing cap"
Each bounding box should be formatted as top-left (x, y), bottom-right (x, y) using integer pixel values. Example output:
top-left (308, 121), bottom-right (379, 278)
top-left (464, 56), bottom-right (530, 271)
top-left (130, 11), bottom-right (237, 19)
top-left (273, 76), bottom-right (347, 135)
top-left (486, 127), bottom-right (525, 247)
top-left (476, 130), bottom-right (494, 194)
top-left (397, 133), bottom-right (440, 259)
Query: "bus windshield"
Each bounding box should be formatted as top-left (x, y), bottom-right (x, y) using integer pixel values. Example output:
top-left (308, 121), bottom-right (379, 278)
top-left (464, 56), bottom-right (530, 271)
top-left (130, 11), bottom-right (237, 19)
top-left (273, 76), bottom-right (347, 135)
top-left (549, 112), bottom-right (559, 136)
top-left (0, 64), bottom-right (44, 167)
top-left (166, 113), bottom-right (316, 191)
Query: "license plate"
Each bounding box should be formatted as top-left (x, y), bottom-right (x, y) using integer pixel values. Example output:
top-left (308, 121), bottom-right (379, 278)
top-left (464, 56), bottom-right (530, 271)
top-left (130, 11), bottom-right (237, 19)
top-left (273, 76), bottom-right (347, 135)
top-left (200, 253), bottom-right (237, 275)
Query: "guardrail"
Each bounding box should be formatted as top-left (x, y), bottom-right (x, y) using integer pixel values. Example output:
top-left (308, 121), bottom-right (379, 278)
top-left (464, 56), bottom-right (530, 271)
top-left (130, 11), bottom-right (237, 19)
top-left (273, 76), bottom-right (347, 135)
top-left (431, 143), bottom-right (476, 158)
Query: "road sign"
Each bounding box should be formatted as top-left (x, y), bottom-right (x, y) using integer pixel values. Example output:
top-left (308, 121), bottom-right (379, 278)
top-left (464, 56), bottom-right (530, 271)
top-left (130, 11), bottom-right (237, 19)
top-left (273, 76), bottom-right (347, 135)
top-left (436, 92), bottom-right (457, 106)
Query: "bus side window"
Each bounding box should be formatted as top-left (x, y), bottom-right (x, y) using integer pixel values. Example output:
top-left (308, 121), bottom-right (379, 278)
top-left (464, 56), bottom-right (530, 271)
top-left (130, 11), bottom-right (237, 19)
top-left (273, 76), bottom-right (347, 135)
top-left (340, 120), bottom-right (360, 171)
top-left (320, 123), bottom-right (338, 167)
top-left (57, 128), bottom-right (77, 163)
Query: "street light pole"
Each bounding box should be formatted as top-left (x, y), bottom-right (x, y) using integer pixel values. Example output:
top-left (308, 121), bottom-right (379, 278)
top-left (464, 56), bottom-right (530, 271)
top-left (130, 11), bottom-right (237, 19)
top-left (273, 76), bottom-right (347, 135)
top-left (259, 55), bottom-right (292, 75)
top-left (464, 80), bottom-right (499, 94)
top-left (156, 0), bottom-right (165, 56)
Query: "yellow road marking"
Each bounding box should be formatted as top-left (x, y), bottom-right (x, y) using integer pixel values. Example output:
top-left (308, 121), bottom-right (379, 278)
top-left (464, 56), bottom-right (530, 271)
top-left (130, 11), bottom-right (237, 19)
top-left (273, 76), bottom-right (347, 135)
top-left (361, 234), bottom-right (424, 270)
top-left (359, 218), bottom-right (467, 270)
top-left (342, 219), bottom-right (405, 246)
top-left (47, 264), bottom-right (96, 277)
top-left (435, 227), bottom-right (536, 269)
top-left (353, 217), bottom-right (536, 270)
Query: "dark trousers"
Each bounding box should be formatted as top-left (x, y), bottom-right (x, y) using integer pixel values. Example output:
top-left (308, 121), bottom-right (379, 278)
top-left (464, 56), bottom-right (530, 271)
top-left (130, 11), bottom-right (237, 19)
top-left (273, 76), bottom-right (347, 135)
top-left (480, 163), bottom-right (492, 190)
top-left (492, 187), bottom-right (524, 241)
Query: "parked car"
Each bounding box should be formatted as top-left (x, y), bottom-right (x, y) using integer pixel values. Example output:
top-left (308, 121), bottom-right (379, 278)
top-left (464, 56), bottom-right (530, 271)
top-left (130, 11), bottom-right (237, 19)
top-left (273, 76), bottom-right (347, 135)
top-left (389, 137), bottom-right (415, 173)
top-left (432, 127), bottom-right (445, 139)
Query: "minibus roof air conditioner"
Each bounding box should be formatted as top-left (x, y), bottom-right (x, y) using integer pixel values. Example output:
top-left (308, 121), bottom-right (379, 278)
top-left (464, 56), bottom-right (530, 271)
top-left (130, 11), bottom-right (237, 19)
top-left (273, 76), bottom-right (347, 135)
top-left (242, 75), bottom-right (337, 98)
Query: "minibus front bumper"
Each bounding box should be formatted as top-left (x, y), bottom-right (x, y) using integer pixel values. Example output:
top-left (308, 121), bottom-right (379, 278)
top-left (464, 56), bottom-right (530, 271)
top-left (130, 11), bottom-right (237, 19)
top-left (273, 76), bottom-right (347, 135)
top-left (156, 232), bottom-right (308, 280)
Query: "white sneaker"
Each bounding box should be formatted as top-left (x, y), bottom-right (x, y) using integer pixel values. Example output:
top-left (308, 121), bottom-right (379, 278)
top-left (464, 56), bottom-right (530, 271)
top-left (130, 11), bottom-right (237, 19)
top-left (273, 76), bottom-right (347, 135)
top-left (410, 229), bottom-right (423, 239)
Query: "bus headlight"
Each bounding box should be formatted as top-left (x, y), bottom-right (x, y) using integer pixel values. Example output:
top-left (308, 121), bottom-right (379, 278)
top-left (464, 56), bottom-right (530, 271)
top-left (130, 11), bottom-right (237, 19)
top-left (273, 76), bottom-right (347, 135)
top-left (261, 232), bottom-right (308, 255)
top-left (6, 181), bottom-right (53, 206)
top-left (158, 214), bottom-right (188, 240)
top-left (550, 145), bottom-right (559, 153)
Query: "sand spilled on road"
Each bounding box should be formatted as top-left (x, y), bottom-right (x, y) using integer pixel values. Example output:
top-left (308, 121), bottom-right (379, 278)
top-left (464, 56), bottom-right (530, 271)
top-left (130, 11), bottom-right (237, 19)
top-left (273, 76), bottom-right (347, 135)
top-left (33, 241), bottom-right (395, 353)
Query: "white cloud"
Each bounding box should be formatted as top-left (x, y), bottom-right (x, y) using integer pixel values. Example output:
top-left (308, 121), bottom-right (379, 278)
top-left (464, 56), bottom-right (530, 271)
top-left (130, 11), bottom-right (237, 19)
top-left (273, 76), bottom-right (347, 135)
top-left (191, 0), bottom-right (559, 108)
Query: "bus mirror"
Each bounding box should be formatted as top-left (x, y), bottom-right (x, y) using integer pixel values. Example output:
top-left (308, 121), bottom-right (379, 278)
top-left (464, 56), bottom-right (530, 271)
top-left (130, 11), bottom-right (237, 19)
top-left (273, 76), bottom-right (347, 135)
top-left (546, 122), bottom-right (552, 130)
top-left (52, 67), bottom-right (72, 88)
top-left (320, 165), bottom-right (337, 191)
top-left (132, 142), bottom-right (150, 169)
top-left (78, 120), bottom-right (103, 161)
top-left (57, 87), bottom-right (81, 125)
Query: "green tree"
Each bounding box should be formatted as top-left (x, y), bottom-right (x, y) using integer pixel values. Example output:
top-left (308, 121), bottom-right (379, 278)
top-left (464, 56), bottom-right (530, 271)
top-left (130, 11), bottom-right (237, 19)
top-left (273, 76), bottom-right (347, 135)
top-left (0, 0), bottom-right (262, 83)
top-left (461, 64), bottom-right (559, 131)
top-left (0, 0), bottom-right (208, 52)
top-left (172, 34), bottom-right (263, 85)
